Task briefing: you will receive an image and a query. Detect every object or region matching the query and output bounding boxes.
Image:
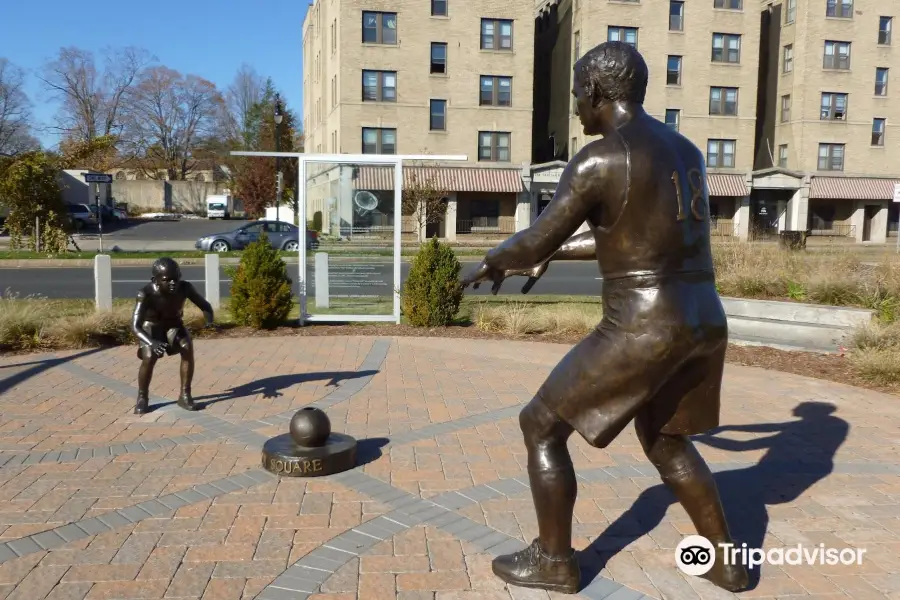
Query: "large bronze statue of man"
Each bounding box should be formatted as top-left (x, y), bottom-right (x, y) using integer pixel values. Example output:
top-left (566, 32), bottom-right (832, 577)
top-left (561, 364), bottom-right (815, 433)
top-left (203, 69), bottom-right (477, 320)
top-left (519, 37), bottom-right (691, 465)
top-left (131, 257), bottom-right (214, 415)
top-left (463, 41), bottom-right (749, 594)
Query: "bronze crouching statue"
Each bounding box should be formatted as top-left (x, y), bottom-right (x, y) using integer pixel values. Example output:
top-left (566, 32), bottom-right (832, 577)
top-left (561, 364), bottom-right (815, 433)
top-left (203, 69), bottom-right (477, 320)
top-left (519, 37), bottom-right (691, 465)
top-left (131, 257), bottom-right (214, 415)
top-left (463, 41), bottom-right (749, 594)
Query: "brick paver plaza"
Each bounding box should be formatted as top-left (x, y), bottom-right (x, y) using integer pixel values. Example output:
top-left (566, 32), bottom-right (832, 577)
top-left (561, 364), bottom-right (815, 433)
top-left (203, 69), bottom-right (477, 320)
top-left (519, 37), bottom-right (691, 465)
top-left (0, 335), bottom-right (898, 600)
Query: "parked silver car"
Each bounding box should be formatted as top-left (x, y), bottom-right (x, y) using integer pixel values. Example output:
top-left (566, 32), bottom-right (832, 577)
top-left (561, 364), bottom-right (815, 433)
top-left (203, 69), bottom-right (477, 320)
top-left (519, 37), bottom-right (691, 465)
top-left (194, 220), bottom-right (319, 253)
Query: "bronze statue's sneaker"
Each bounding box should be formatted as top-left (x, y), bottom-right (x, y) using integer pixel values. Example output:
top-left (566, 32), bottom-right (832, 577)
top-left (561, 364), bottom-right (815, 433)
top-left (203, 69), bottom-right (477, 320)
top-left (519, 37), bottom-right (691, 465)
top-left (492, 539), bottom-right (579, 594)
top-left (134, 393), bottom-right (150, 415)
top-left (701, 555), bottom-right (749, 592)
top-left (177, 390), bottom-right (197, 411)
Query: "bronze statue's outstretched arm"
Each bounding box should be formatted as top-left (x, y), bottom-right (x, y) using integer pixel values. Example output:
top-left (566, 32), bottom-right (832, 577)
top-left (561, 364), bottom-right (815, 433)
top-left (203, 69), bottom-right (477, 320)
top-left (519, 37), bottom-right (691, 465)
top-left (131, 291), bottom-right (156, 347)
top-left (483, 161), bottom-right (593, 272)
top-left (548, 231), bottom-right (595, 261)
top-left (184, 281), bottom-right (214, 323)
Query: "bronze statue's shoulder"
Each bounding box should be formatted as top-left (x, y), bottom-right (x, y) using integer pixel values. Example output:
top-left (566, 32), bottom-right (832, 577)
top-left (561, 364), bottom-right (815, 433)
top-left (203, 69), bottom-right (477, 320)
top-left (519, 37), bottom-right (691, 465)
top-left (136, 283), bottom-right (154, 300)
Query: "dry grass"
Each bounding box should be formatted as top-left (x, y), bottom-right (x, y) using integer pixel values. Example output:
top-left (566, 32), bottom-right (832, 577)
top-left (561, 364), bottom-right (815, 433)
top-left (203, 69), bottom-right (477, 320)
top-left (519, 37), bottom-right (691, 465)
top-left (0, 291), bottom-right (209, 352)
top-left (472, 299), bottom-right (601, 336)
top-left (847, 319), bottom-right (900, 384)
top-left (713, 241), bottom-right (900, 320)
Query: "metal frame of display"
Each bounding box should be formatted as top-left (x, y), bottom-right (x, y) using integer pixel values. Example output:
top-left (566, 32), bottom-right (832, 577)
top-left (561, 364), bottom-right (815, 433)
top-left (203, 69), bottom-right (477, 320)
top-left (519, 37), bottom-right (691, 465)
top-left (230, 152), bottom-right (467, 325)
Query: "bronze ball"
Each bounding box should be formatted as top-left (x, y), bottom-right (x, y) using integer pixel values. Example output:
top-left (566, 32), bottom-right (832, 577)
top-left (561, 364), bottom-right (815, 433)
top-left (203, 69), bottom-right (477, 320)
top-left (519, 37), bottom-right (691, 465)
top-left (289, 407), bottom-right (331, 447)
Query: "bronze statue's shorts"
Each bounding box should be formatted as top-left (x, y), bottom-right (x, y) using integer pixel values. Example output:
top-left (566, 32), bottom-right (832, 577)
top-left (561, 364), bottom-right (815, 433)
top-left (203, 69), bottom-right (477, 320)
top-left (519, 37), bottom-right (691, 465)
top-left (136, 322), bottom-right (190, 359)
top-left (535, 275), bottom-right (726, 448)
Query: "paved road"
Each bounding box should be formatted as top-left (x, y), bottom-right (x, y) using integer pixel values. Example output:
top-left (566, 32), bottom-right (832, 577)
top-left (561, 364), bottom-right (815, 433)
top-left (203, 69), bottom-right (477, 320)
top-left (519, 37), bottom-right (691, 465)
top-left (94, 219), bottom-right (255, 241)
top-left (0, 261), bottom-right (603, 299)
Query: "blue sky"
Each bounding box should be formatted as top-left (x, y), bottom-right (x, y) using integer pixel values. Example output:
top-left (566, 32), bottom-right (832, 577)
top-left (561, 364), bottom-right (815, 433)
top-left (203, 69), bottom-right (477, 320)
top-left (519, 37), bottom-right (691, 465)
top-left (0, 0), bottom-right (310, 147)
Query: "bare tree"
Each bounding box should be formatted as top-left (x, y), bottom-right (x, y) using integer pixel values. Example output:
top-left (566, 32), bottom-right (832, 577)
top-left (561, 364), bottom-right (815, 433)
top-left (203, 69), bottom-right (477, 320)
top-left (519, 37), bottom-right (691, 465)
top-left (0, 58), bottom-right (36, 156)
top-left (223, 64), bottom-right (265, 145)
top-left (121, 66), bottom-right (224, 180)
top-left (39, 46), bottom-right (154, 142)
top-left (402, 171), bottom-right (449, 241)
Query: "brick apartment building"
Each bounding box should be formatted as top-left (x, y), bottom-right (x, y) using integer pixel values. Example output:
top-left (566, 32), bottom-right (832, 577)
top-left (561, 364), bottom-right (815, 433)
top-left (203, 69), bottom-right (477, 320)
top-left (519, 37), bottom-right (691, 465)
top-left (302, 0), bottom-right (535, 240)
top-left (303, 0), bottom-right (900, 243)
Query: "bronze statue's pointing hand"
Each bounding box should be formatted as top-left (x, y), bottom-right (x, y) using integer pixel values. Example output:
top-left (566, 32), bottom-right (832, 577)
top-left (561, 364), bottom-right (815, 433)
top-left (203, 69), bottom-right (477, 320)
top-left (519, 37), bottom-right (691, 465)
top-left (462, 260), bottom-right (549, 295)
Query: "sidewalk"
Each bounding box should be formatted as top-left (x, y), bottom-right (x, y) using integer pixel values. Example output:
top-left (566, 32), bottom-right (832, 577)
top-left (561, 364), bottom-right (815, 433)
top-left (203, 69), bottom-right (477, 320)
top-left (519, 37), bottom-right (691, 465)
top-left (0, 336), bottom-right (897, 599)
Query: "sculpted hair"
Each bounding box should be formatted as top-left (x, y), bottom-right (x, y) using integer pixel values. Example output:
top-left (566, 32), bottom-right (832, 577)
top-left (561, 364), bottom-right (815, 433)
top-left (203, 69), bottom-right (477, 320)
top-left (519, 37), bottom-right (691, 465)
top-left (574, 41), bottom-right (648, 105)
top-left (151, 257), bottom-right (181, 279)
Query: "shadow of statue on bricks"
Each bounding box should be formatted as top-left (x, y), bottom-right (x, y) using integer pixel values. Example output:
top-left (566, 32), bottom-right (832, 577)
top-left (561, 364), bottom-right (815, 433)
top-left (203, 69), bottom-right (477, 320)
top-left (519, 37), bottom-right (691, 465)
top-left (0, 348), bottom-right (106, 395)
top-left (193, 370), bottom-right (380, 407)
top-left (578, 401), bottom-right (849, 592)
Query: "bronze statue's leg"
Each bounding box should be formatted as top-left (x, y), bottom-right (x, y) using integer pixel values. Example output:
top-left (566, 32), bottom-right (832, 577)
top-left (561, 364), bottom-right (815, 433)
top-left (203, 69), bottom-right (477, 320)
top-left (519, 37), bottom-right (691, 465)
top-left (521, 398), bottom-right (577, 555)
top-left (136, 351), bottom-right (157, 415)
top-left (491, 398), bottom-right (580, 594)
top-left (635, 419), bottom-right (749, 592)
top-left (176, 336), bottom-right (197, 411)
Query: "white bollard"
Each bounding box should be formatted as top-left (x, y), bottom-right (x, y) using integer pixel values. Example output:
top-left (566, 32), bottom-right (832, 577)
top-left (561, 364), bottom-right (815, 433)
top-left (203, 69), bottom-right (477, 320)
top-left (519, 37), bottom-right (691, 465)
top-left (204, 254), bottom-right (220, 310)
top-left (315, 252), bottom-right (329, 309)
top-left (94, 254), bottom-right (112, 312)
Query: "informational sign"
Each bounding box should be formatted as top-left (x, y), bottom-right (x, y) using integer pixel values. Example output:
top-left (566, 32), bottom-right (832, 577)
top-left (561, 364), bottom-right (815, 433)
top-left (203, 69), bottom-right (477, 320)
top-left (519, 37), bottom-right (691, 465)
top-left (304, 160), bottom-right (398, 319)
top-left (892, 182), bottom-right (900, 203)
top-left (83, 173), bottom-right (113, 184)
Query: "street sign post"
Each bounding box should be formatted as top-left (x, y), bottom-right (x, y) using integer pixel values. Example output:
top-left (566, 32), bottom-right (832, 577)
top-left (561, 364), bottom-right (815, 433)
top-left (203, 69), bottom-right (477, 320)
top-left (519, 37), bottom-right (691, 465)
top-left (82, 173), bottom-right (112, 252)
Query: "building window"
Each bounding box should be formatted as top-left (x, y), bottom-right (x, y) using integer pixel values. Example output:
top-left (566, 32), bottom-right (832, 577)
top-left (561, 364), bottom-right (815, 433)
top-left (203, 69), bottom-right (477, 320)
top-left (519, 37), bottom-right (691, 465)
top-left (706, 139), bottom-right (736, 168)
top-left (875, 68), bottom-right (889, 96)
top-left (571, 137), bottom-right (578, 154)
top-left (478, 131), bottom-right (511, 162)
top-left (783, 45), bottom-right (793, 72)
top-left (879, 17), bottom-right (893, 45)
top-left (817, 143), bottom-right (844, 171)
top-left (331, 76), bottom-right (337, 107)
top-left (711, 33), bottom-right (741, 63)
top-left (778, 144), bottom-right (788, 168)
top-left (820, 92), bottom-right (847, 120)
top-left (480, 76), bottom-right (512, 106)
top-left (481, 19), bottom-right (513, 51)
top-left (872, 118), bottom-right (886, 146)
top-left (574, 31), bottom-right (581, 59)
top-left (431, 43), bottom-right (447, 74)
top-left (431, 0), bottom-right (447, 16)
top-left (608, 26), bottom-right (638, 47)
top-left (823, 41), bottom-right (851, 69)
top-left (362, 128), bottom-right (396, 154)
top-left (362, 11), bottom-right (397, 44)
top-left (665, 109), bottom-right (680, 131)
top-left (669, 1), bottom-right (684, 31)
top-left (331, 19), bottom-right (337, 54)
top-left (785, 0), bottom-right (796, 22)
top-left (361, 70), bottom-right (396, 102)
top-left (781, 94), bottom-right (791, 121)
top-left (667, 56), bottom-right (682, 85)
top-left (709, 87), bottom-right (738, 116)
top-left (714, 0), bottom-right (742, 9)
top-left (826, 0), bottom-right (852, 18)
top-left (430, 100), bottom-right (446, 131)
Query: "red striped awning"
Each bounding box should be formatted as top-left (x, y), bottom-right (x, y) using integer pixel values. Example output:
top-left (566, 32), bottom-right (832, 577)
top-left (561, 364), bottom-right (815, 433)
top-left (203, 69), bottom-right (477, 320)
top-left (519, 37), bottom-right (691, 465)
top-left (810, 177), bottom-right (900, 200)
top-left (355, 166), bottom-right (524, 193)
top-left (707, 173), bottom-right (748, 197)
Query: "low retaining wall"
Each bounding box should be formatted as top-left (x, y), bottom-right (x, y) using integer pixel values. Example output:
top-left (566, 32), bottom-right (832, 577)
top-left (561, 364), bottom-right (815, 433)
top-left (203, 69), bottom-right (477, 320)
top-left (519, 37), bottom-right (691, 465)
top-left (721, 297), bottom-right (873, 353)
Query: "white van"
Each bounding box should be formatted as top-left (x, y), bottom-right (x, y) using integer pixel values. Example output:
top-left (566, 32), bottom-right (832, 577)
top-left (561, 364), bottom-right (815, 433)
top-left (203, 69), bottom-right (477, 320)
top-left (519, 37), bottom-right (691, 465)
top-left (207, 194), bottom-right (233, 219)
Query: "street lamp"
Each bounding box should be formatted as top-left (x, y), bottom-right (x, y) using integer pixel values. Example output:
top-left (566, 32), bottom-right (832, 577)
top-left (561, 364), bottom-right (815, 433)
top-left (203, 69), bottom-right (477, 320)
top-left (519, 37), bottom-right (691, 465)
top-left (274, 94), bottom-right (284, 224)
